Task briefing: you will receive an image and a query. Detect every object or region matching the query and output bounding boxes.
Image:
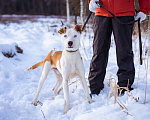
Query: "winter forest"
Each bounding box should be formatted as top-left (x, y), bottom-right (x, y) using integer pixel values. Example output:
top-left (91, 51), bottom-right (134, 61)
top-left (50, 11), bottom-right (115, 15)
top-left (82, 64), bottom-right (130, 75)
top-left (0, 0), bottom-right (88, 17)
top-left (0, 0), bottom-right (150, 120)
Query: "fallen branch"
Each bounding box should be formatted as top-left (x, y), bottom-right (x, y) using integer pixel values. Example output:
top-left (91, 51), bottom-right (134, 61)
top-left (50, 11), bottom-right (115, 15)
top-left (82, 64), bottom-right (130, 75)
top-left (58, 80), bottom-right (78, 94)
top-left (41, 110), bottom-right (46, 119)
top-left (107, 78), bottom-right (132, 115)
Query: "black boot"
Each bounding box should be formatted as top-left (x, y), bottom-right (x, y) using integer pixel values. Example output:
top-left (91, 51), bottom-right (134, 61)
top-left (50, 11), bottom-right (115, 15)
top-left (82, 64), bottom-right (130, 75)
top-left (90, 93), bottom-right (99, 99)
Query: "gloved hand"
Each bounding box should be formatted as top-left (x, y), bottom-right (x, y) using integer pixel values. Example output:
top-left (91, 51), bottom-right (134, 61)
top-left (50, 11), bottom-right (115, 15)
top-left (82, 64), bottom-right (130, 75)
top-left (89, 0), bottom-right (100, 13)
top-left (134, 12), bottom-right (146, 22)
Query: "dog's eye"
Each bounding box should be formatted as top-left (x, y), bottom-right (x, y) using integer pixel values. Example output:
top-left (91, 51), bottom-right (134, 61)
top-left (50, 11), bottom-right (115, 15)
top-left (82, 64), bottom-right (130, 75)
top-left (74, 35), bottom-right (77, 38)
top-left (64, 35), bottom-right (67, 38)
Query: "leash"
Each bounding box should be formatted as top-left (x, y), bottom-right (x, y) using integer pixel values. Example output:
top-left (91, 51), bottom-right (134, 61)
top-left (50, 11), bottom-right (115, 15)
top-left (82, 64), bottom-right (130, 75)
top-left (138, 18), bottom-right (142, 65)
top-left (82, 1), bottom-right (143, 65)
top-left (82, 11), bottom-right (93, 31)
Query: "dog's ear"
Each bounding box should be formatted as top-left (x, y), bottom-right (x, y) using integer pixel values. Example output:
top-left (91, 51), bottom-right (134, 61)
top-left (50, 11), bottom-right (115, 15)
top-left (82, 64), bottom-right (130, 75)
top-left (58, 27), bottom-right (67, 34)
top-left (74, 24), bottom-right (83, 34)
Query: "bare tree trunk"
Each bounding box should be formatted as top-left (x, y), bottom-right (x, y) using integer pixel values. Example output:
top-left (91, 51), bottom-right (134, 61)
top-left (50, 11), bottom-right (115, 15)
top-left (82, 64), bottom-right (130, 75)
top-left (75, 14), bottom-right (77, 25)
top-left (40, 0), bottom-right (44, 14)
top-left (56, 0), bottom-right (59, 15)
top-left (134, 0), bottom-right (139, 11)
top-left (148, 14), bottom-right (150, 56)
top-left (66, 0), bottom-right (70, 27)
top-left (32, 0), bottom-right (36, 14)
top-left (80, 0), bottom-right (84, 24)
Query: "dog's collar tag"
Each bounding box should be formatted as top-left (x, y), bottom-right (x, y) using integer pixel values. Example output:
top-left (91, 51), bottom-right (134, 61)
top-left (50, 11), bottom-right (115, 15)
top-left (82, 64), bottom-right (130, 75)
top-left (66, 49), bottom-right (78, 53)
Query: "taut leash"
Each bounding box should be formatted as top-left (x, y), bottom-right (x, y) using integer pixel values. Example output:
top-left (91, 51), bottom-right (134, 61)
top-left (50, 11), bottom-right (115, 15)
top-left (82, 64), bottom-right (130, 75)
top-left (138, 18), bottom-right (142, 65)
top-left (82, 11), bottom-right (93, 31)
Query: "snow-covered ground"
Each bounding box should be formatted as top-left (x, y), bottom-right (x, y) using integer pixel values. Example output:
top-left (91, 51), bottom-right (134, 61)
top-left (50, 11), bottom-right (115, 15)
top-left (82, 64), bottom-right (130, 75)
top-left (0, 15), bottom-right (150, 120)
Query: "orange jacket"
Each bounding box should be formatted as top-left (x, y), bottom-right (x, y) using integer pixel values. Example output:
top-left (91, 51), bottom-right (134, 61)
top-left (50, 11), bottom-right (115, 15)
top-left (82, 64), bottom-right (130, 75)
top-left (88, 0), bottom-right (150, 17)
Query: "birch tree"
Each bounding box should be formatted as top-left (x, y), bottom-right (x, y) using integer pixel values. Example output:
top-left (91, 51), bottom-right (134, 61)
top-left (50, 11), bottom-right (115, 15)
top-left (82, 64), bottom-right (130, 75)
top-left (80, 0), bottom-right (87, 25)
top-left (148, 14), bottom-right (150, 56)
top-left (80, 0), bottom-right (84, 24)
top-left (66, 0), bottom-right (70, 27)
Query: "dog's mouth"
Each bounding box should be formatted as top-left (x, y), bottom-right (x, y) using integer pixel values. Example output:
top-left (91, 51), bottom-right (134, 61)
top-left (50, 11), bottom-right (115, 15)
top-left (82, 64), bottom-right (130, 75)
top-left (67, 45), bottom-right (73, 48)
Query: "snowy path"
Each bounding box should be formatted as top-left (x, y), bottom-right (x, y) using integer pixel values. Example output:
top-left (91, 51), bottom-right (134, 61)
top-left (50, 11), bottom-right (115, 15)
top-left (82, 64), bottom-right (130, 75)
top-left (0, 16), bottom-right (150, 120)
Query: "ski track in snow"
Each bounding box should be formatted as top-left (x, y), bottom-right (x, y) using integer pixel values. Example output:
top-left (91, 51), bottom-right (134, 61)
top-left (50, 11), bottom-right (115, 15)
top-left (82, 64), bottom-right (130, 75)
top-left (0, 16), bottom-right (150, 120)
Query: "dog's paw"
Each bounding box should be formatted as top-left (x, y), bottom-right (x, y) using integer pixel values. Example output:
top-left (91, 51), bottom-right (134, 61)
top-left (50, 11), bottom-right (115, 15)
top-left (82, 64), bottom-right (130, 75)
top-left (87, 96), bottom-right (94, 104)
top-left (31, 101), bottom-right (38, 106)
top-left (88, 100), bottom-right (94, 104)
top-left (64, 105), bottom-right (70, 114)
top-left (53, 90), bottom-right (58, 96)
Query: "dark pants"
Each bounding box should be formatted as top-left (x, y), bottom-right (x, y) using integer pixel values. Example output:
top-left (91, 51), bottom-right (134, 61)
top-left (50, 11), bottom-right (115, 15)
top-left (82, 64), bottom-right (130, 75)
top-left (88, 16), bottom-right (135, 94)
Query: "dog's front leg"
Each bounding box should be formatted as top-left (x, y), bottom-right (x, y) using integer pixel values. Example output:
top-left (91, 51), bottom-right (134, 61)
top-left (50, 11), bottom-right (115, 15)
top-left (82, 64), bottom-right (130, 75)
top-left (76, 59), bottom-right (93, 104)
top-left (63, 77), bottom-right (70, 114)
top-left (79, 75), bottom-right (93, 104)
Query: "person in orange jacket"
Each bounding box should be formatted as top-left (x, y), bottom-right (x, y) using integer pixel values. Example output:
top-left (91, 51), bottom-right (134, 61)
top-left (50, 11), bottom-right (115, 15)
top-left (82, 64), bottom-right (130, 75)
top-left (88, 0), bottom-right (150, 97)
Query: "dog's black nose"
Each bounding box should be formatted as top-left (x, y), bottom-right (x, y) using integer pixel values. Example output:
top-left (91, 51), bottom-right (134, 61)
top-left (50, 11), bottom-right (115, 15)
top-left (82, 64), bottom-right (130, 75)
top-left (68, 41), bottom-right (73, 47)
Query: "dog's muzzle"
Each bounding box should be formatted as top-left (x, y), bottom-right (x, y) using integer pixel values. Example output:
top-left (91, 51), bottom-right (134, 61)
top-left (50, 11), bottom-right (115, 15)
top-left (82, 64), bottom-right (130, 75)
top-left (68, 41), bottom-right (73, 48)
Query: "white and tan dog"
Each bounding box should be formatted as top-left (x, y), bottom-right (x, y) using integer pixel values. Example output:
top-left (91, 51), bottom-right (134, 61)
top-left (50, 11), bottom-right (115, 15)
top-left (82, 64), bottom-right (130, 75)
top-left (26, 24), bottom-right (93, 113)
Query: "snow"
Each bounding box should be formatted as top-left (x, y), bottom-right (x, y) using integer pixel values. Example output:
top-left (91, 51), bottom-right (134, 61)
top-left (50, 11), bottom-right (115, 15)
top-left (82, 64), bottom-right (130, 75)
top-left (0, 15), bottom-right (150, 120)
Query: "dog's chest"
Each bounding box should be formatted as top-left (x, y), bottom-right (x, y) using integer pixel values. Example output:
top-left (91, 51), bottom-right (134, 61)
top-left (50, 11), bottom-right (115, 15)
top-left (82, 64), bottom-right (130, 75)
top-left (69, 61), bottom-right (77, 77)
top-left (60, 51), bottom-right (80, 77)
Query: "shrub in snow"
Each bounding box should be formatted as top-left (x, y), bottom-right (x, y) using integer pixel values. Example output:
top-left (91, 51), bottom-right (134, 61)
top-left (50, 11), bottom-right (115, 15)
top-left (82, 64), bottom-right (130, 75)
top-left (2, 51), bottom-right (16, 58)
top-left (0, 43), bottom-right (23, 58)
top-left (15, 45), bottom-right (23, 53)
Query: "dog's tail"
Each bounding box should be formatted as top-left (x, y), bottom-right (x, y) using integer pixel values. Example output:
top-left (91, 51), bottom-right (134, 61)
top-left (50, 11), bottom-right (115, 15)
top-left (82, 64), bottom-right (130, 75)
top-left (25, 61), bottom-right (43, 71)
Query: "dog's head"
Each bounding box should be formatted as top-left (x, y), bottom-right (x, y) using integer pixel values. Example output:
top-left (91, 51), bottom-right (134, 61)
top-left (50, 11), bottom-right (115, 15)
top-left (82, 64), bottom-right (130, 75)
top-left (58, 24), bottom-right (82, 51)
